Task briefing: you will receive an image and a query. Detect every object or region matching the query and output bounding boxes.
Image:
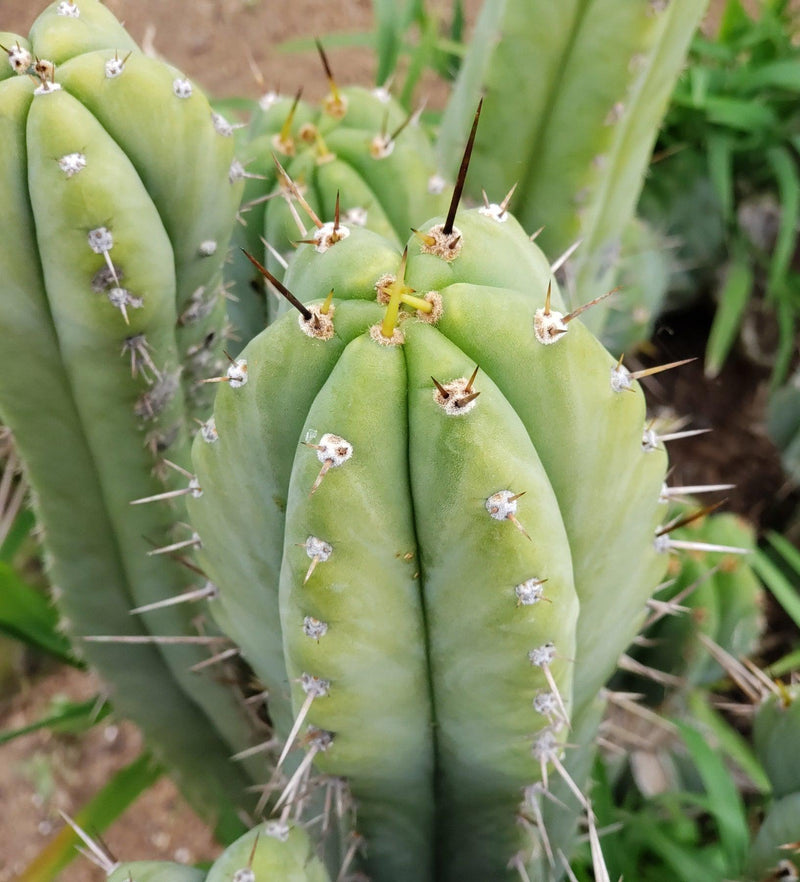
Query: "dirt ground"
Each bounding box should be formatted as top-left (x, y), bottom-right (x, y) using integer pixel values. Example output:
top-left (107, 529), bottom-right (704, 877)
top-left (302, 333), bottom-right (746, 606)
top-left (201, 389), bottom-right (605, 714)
top-left (0, 0), bottom-right (795, 880)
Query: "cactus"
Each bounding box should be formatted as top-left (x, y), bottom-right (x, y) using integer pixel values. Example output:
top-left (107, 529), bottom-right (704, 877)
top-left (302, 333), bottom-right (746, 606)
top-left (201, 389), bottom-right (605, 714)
top-left (0, 0), bottom-right (262, 830)
top-left (224, 44), bottom-right (448, 349)
top-left (177, 111), bottom-right (740, 881)
top-left (67, 814), bottom-right (331, 882)
top-left (436, 0), bottom-right (708, 346)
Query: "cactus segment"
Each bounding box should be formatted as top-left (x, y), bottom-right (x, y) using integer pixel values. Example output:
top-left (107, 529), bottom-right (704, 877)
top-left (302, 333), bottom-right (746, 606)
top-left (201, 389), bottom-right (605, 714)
top-left (403, 320), bottom-right (578, 878)
top-left (754, 686), bottom-right (800, 800)
top-left (108, 864), bottom-right (207, 882)
top-left (438, 0), bottom-right (708, 340)
top-left (192, 202), bottom-right (672, 878)
top-left (280, 334), bottom-right (435, 879)
top-left (0, 1), bottom-right (257, 825)
top-left (28, 0), bottom-right (137, 63)
top-left (205, 821), bottom-right (331, 882)
top-left (188, 299), bottom-right (386, 737)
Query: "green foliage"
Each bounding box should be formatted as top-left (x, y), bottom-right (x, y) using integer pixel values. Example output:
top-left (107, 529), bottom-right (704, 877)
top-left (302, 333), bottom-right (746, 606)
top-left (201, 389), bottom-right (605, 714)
top-left (643, 0), bottom-right (800, 385)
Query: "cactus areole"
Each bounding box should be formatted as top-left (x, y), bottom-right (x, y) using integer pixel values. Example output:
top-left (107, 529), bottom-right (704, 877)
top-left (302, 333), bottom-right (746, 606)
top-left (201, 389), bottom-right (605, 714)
top-left (190, 123), bottom-right (672, 877)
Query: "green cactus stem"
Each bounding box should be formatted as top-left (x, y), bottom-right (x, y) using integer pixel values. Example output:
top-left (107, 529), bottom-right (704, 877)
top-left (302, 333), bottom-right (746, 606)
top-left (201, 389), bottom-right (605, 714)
top-left (0, 0), bottom-right (258, 829)
top-left (188, 121), bottom-right (689, 875)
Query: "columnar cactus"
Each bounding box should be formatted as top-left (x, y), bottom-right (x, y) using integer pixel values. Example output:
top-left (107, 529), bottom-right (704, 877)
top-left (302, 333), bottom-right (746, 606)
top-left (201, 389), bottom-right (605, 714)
top-left (224, 45), bottom-right (448, 347)
top-left (0, 0), bottom-right (261, 829)
top-left (437, 0), bottom-right (709, 344)
top-left (183, 117), bottom-right (715, 879)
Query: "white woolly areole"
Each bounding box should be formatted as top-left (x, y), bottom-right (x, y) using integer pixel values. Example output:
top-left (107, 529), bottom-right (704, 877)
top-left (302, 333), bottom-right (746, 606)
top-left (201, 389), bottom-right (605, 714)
top-left (57, 1), bottom-right (80, 16)
top-left (198, 239), bottom-right (217, 256)
top-left (433, 377), bottom-right (479, 416)
top-left (88, 227), bottom-right (113, 254)
top-left (372, 85), bottom-right (392, 103)
top-left (299, 304), bottom-right (335, 341)
top-left (226, 359), bottom-right (248, 388)
top-left (104, 57), bottom-right (125, 78)
top-left (34, 81), bottom-right (61, 96)
top-left (307, 727), bottom-right (334, 751)
top-left (531, 728), bottom-right (560, 761)
top-left (369, 323), bottom-right (404, 347)
top-left (263, 820), bottom-right (291, 841)
top-left (211, 111), bottom-right (235, 136)
top-left (232, 869), bottom-right (254, 882)
top-left (642, 427), bottom-right (660, 452)
top-left (528, 642), bottom-right (556, 668)
top-left (418, 223), bottom-right (463, 261)
top-left (653, 533), bottom-right (671, 554)
top-left (173, 78), bottom-right (193, 99)
top-left (188, 477), bottom-right (203, 499)
top-left (200, 416), bottom-right (218, 443)
top-left (427, 173), bottom-right (447, 195)
top-left (315, 433), bottom-right (353, 468)
top-left (8, 45), bottom-right (32, 74)
top-left (300, 673), bottom-right (330, 698)
top-left (303, 616), bottom-right (328, 640)
top-left (305, 536), bottom-right (333, 562)
top-left (229, 159), bottom-right (245, 183)
top-left (515, 578), bottom-right (545, 605)
top-left (258, 89), bottom-right (280, 110)
top-left (533, 692), bottom-right (559, 716)
top-left (58, 152), bottom-right (86, 177)
top-left (107, 287), bottom-right (143, 312)
top-left (313, 222), bottom-right (350, 253)
top-left (533, 308), bottom-right (568, 345)
top-left (478, 202), bottom-right (510, 223)
top-left (610, 363), bottom-right (633, 393)
top-left (344, 206), bottom-right (368, 227)
top-left (485, 490), bottom-right (519, 521)
top-left (369, 134), bottom-right (395, 159)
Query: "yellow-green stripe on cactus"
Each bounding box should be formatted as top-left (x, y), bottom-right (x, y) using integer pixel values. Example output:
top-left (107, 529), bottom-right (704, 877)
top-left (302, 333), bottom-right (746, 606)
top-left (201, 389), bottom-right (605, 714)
top-left (225, 45), bottom-right (448, 347)
top-left (188, 122), bottom-right (684, 879)
top-left (0, 0), bottom-right (257, 830)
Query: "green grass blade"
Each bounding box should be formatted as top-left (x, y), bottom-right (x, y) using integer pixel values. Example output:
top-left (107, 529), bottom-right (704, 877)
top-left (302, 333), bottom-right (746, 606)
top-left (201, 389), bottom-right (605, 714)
top-left (0, 506), bottom-right (35, 562)
top-left (0, 562), bottom-right (76, 664)
top-left (0, 694), bottom-right (111, 745)
top-left (373, 0), bottom-right (403, 85)
top-left (707, 132), bottom-right (734, 222)
top-left (676, 720), bottom-right (749, 873)
top-left (18, 752), bottom-right (163, 882)
top-left (687, 691), bottom-right (772, 794)
top-left (704, 244), bottom-right (753, 377)
top-left (753, 538), bottom-right (800, 629)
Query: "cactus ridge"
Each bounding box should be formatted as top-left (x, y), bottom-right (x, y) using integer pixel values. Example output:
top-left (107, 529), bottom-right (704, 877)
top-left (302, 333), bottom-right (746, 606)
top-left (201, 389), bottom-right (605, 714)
top-left (190, 186), bottom-right (681, 879)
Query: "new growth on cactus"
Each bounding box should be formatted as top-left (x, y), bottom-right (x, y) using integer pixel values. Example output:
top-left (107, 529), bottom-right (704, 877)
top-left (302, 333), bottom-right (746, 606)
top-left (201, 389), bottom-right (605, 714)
top-left (224, 41), bottom-right (448, 348)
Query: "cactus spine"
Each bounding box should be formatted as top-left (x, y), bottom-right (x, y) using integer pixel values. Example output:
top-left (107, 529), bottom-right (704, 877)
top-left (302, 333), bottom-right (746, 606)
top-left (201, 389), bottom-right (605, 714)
top-left (0, 0), bottom-right (261, 829)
